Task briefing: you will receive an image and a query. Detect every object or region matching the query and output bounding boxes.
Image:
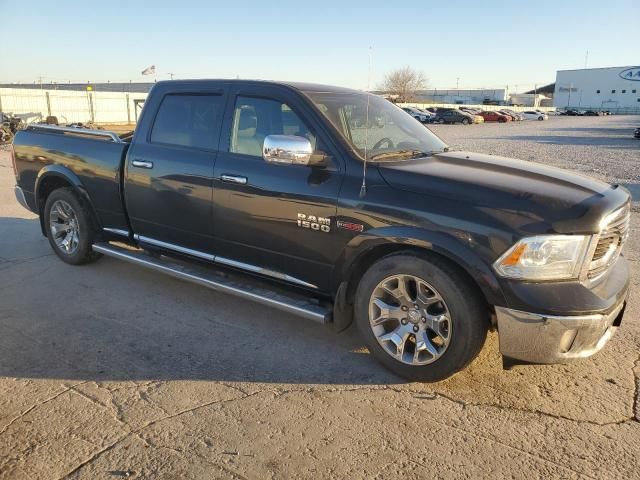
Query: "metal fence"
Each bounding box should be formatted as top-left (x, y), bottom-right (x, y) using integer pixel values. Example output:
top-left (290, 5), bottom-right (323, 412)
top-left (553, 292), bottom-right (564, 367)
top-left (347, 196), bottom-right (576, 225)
top-left (0, 88), bottom-right (148, 124)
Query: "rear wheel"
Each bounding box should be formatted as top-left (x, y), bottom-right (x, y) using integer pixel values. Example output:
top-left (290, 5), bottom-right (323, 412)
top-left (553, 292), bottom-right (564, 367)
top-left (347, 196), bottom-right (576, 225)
top-left (44, 188), bottom-right (102, 265)
top-left (354, 253), bottom-right (488, 382)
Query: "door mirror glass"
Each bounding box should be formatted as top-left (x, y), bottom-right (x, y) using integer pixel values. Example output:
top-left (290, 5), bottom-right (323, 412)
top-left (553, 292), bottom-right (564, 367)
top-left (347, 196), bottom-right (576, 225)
top-left (263, 134), bottom-right (314, 166)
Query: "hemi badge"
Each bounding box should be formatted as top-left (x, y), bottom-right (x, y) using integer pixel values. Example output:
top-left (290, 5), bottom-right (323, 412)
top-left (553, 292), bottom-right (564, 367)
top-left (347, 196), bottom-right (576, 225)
top-left (337, 220), bottom-right (364, 232)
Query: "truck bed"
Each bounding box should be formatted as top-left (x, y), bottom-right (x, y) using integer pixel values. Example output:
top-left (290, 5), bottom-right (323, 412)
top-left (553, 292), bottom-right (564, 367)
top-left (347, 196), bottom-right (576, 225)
top-left (13, 125), bottom-right (131, 229)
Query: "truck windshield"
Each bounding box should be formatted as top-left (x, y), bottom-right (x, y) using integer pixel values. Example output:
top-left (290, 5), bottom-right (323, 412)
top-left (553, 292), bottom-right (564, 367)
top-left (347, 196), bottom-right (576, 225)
top-left (304, 91), bottom-right (448, 162)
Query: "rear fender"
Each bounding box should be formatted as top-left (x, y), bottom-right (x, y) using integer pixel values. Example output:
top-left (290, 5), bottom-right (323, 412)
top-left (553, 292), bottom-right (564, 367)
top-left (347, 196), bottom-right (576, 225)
top-left (34, 165), bottom-right (100, 235)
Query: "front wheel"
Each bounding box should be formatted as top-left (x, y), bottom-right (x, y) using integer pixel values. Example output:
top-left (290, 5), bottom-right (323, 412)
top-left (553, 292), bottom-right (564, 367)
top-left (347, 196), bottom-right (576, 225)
top-left (538, 116), bottom-right (544, 121)
top-left (354, 253), bottom-right (488, 382)
top-left (461, 118), bottom-right (470, 125)
top-left (44, 187), bottom-right (102, 265)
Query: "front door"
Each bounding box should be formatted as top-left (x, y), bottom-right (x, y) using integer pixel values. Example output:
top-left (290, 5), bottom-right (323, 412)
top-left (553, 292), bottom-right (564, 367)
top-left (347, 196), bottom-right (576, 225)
top-left (125, 88), bottom-right (226, 255)
top-left (212, 85), bottom-right (344, 291)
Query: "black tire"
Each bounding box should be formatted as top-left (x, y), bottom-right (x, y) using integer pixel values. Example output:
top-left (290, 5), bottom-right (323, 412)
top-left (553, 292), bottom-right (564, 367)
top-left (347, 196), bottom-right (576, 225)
top-left (354, 253), bottom-right (488, 382)
top-left (44, 187), bottom-right (102, 265)
top-left (461, 118), bottom-right (470, 125)
top-left (538, 116), bottom-right (544, 121)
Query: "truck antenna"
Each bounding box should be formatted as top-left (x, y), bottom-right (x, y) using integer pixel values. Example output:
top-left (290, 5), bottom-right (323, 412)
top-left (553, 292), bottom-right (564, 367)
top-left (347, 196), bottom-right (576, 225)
top-left (359, 92), bottom-right (370, 198)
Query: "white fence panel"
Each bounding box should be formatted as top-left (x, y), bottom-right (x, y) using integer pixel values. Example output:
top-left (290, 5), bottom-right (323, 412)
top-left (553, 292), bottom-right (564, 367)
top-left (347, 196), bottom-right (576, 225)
top-left (0, 88), bottom-right (49, 123)
top-left (48, 90), bottom-right (92, 124)
top-left (93, 92), bottom-right (131, 123)
top-left (0, 87), bottom-right (148, 124)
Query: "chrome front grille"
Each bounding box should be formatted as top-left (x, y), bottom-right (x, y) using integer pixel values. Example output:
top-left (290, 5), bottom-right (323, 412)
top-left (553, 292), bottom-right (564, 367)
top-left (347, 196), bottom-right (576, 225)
top-left (588, 205), bottom-right (631, 279)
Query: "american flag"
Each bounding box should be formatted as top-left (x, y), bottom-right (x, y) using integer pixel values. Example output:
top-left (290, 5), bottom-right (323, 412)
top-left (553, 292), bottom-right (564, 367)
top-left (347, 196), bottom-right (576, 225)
top-left (141, 65), bottom-right (156, 76)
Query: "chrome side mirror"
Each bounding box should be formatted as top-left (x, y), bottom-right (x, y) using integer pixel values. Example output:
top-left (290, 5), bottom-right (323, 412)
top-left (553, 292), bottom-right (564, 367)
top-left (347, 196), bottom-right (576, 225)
top-left (263, 135), bottom-right (313, 166)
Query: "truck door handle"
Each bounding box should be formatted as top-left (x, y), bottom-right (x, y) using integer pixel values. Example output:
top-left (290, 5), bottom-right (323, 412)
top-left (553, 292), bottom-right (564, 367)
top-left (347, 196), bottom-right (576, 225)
top-left (131, 159), bottom-right (154, 169)
top-left (221, 174), bottom-right (247, 185)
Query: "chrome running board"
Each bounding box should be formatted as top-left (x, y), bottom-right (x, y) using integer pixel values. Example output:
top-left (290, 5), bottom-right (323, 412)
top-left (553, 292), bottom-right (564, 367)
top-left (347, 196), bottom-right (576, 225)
top-left (92, 242), bottom-right (331, 324)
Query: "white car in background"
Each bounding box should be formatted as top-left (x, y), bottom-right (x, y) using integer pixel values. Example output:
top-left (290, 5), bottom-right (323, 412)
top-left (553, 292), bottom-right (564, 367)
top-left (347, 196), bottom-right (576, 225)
top-left (401, 107), bottom-right (430, 123)
top-left (521, 110), bottom-right (548, 121)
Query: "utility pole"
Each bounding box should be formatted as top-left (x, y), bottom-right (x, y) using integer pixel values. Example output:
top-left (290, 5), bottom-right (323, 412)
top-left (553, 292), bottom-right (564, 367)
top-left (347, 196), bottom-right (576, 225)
top-left (456, 77), bottom-right (460, 89)
top-left (584, 50), bottom-right (589, 69)
top-left (168, 72), bottom-right (175, 80)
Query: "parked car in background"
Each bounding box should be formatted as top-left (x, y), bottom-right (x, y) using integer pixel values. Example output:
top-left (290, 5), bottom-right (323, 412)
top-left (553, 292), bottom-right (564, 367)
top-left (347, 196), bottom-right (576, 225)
top-left (584, 110), bottom-right (604, 116)
top-left (415, 108), bottom-right (437, 122)
top-left (634, 127), bottom-right (640, 139)
top-left (496, 110), bottom-right (519, 121)
top-left (566, 109), bottom-right (586, 116)
top-left (521, 110), bottom-right (548, 121)
top-left (479, 111), bottom-right (511, 123)
top-left (402, 107), bottom-right (430, 124)
top-left (434, 109), bottom-right (475, 125)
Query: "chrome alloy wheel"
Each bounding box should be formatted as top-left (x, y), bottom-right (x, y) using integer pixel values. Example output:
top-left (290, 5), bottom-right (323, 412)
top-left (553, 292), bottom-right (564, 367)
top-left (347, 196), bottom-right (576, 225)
top-left (49, 199), bottom-right (80, 255)
top-left (369, 274), bottom-right (452, 365)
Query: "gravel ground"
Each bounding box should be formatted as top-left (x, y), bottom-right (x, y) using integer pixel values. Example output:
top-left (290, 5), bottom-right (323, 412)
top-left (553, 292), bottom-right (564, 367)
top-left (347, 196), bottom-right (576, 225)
top-left (431, 115), bottom-right (640, 187)
top-left (0, 116), bottom-right (639, 479)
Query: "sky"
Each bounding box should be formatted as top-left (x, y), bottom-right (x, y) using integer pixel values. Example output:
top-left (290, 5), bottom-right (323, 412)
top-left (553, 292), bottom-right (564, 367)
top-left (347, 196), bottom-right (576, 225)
top-left (0, 0), bottom-right (637, 92)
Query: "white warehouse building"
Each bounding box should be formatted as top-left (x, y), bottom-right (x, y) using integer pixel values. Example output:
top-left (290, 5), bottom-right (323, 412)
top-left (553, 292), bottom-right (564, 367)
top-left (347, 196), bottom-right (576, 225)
top-left (554, 66), bottom-right (640, 111)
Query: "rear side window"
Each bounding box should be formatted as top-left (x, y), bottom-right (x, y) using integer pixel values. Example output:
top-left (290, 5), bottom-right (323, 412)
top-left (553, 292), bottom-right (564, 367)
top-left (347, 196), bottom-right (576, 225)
top-left (151, 94), bottom-right (222, 150)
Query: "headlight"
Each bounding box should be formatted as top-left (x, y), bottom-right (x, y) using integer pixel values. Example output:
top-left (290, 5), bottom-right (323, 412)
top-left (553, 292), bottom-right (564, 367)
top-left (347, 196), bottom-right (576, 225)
top-left (493, 235), bottom-right (591, 280)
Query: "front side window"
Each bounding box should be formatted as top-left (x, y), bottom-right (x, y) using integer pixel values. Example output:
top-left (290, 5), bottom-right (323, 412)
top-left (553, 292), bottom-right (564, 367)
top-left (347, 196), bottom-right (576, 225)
top-left (151, 94), bottom-right (221, 150)
top-left (230, 96), bottom-right (316, 157)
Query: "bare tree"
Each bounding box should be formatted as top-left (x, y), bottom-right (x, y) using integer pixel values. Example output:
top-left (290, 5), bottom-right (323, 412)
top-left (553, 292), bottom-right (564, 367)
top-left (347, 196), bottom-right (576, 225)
top-left (379, 67), bottom-right (428, 103)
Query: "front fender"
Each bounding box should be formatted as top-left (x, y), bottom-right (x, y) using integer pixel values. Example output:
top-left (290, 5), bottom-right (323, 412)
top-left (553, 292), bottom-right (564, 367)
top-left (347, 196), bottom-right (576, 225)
top-left (334, 226), bottom-right (505, 307)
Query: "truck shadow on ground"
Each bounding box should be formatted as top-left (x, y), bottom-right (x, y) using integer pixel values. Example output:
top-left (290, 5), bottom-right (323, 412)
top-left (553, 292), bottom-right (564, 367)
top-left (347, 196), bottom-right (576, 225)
top-left (0, 217), bottom-right (405, 385)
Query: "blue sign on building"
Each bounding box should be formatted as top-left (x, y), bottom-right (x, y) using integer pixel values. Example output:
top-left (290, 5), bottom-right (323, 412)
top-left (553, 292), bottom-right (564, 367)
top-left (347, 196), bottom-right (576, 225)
top-left (619, 67), bottom-right (640, 81)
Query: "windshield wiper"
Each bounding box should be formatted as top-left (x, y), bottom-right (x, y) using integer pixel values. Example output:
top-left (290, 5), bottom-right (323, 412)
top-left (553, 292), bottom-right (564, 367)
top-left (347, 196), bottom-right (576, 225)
top-left (369, 149), bottom-right (431, 162)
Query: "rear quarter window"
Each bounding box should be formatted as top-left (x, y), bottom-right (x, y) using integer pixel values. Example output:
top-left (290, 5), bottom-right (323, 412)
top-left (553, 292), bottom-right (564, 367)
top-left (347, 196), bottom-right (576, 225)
top-left (150, 94), bottom-right (222, 150)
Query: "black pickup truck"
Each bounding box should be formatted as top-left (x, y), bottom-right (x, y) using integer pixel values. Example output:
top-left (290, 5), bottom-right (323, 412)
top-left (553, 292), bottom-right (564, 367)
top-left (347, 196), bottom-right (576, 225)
top-left (11, 80), bottom-right (630, 381)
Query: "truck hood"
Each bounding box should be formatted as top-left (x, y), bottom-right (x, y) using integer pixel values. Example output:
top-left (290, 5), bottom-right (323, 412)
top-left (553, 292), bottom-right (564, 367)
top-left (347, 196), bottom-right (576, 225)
top-left (376, 151), bottom-right (630, 234)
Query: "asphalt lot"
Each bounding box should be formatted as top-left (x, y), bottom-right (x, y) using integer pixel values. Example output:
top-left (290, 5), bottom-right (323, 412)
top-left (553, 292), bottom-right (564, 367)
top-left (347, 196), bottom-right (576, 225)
top-left (0, 115), bottom-right (639, 479)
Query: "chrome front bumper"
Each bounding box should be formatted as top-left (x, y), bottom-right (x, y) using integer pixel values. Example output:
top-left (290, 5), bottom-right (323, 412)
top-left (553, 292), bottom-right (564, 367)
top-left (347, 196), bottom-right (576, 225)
top-left (14, 185), bottom-right (30, 211)
top-left (496, 300), bottom-right (625, 363)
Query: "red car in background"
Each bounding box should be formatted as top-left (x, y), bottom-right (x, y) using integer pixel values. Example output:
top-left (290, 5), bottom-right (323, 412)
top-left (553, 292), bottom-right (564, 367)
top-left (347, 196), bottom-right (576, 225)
top-left (479, 111), bottom-right (511, 122)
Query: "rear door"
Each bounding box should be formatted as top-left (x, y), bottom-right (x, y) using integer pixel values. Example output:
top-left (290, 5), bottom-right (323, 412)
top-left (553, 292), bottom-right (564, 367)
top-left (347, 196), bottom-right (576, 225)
top-left (211, 84), bottom-right (344, 291)
top-left (124, 84), bottom-right (227, 255)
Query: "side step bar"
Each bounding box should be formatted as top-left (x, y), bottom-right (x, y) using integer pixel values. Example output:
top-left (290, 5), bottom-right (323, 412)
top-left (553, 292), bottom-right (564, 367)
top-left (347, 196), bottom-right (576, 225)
top-left (92, 242), bottom-right (331, 324)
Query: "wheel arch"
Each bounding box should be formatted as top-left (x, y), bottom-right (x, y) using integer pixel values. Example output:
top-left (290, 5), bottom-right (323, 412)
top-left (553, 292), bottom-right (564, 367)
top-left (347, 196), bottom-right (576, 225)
top-left (35, 165), bottom-right (100, 236)
top-left (333, 227), bottom-right (505, 320)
